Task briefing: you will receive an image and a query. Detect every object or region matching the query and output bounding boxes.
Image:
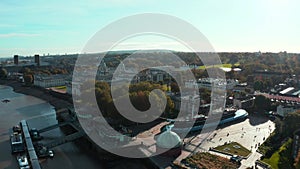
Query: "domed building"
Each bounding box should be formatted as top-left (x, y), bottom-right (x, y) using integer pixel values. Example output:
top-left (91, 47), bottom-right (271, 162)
top-left (156, 130), bottom-right (182, 157)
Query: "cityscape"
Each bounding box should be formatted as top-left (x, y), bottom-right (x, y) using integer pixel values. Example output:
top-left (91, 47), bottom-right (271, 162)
top-left (1, 1), bottom-right (300, 169)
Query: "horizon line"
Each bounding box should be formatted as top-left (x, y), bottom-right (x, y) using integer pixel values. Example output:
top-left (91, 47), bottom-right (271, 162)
top-left (1, 49), bottom-right (299, 58)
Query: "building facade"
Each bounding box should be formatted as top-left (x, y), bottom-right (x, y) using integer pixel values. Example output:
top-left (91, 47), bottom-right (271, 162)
top-left (185, 78), bottom-right (239, 90)
top-left (34, 74), bottom-right (69, 88)
top-left (276, 105), bottom-right (298, 117)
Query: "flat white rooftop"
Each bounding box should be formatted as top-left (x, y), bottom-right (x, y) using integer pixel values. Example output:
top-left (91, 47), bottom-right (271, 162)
top-left (280, 87), bottom-right (294, 95)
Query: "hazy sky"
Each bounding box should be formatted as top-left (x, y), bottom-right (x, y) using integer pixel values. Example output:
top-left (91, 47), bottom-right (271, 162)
top-left (0, 0), bottom-right (299, 57)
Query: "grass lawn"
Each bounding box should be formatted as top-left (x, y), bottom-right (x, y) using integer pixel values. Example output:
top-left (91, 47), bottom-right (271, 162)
top-left (262, 138), bottom-right (294, 169)
top-left (213, 142), bottom-right (251, 157)
top-left (234, 62), bottom-right (240, 66)
top-left (197, 63), bottom-right (240, 70)
top-left (53, 86), bottom-right (67, 90)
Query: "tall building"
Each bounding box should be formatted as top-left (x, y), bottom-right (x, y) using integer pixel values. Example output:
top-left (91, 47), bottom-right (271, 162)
top-left (34, 54), bottom-right (40, 66)
top-left (14, 55), bottom-right (19, 65)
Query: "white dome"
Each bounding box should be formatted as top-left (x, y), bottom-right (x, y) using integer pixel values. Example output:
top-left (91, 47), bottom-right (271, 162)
top-left (156, 130), bottom-right (182, 149)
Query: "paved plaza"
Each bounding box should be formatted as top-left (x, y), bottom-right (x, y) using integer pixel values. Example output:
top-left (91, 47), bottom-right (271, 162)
top-left (176, 114), bottom-right (275, 168)
top-left (137, 113), bottom-right (275, 168)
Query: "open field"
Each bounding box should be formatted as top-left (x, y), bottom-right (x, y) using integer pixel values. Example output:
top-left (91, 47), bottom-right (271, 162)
top-left (197, 63), bottom-right (240, 69)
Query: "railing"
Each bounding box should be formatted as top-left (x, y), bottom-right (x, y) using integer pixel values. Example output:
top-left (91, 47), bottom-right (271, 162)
top-left (20, 120), bottom-right (41, 169)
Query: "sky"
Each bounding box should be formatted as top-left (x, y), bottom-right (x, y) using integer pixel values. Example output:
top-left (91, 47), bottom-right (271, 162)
top-left (0, 0), bottom-right (299, 57)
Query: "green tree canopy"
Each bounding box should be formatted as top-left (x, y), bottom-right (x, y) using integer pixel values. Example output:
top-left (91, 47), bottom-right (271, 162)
top-left (254, 81), bottom-right (264, 91)
top-left (0, 68), bottom-right (7, 79)
top-left (93, 81), bottom-right (175, 120)
top-left (254, 95), bottom-right (271, 112)
top-left (282, 111), bottom-right (300, 137)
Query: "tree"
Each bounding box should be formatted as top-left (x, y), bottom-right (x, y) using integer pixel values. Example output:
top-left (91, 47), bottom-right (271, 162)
top-left (23, 67), bottom-right (32, 74)
top-left (24, 74), bottom-right (33, 86)
top-left (192, 69), bottom-right (208, 79)
top-left (282, 111), bottom-right (300, 137)
top-left (199, 88), bottom-right (211, 104)
top-left (0, 68), bottom-right (7, 79)
top-left (170, 82), bottom-right (180, 93)
top-left (254, 95), bottom-right (271, 112)
top-left (253, 81), bottom-right (264, 91)
top-left (295, 151), bottom-right (300, 169)
top-left (99, 81), bottom-right (176, 119)
top-left (95, 81), bottom-right (112, 114)
top-left (164, 96), bottom-right (174, 115)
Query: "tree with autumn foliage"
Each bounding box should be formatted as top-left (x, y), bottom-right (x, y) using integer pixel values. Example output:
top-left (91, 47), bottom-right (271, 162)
top-left (93, 81), bottom-right (175, 120)
top-left (295, 151), bottom-right (300, 169)
top-left (24, 74), bottom-right (33, 86)
top-left (0, 68), bottom-right (7, 79)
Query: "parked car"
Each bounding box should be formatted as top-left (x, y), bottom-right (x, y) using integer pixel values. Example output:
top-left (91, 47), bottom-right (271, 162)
top-left (30, 128), bottom-right (43, 141)
top-left (17, 155), bottom-right (30, 169)
top-left (48, 150), bottom-right (54, 158)
top-left (37, 146), bottom-right (54, 158)
top-left (230, 155), bottom-right (242, 164)
top-left (13, 125), bottom-right (21, 133)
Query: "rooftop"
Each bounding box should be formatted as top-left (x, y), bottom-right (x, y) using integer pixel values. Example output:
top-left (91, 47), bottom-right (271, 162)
top-left (280, 87), bottom-right (295, 95)
top-left (156, 130), bottom-right (182, 149)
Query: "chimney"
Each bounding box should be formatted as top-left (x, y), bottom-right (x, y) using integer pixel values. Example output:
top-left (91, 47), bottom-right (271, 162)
top-left (34, 54), bottom-right (40, 66)
top-left (14, 55), bottom-right (19, 65)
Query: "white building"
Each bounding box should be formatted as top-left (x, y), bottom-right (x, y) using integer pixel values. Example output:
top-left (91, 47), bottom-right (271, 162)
top-left (147, 66), bottom-right (175, 83)
top-left (98, 62), bottom-right (108, 75)
top-left (276, 105), bottom-right (298, 117)
top-left (66, 81), bottom-right (81, 96)
top-left (185, 78), bottom-right (239, 90)
top-left (34, 74), bottom-right (70, 88)
top-left (172, 94), bottom-right (200, 118)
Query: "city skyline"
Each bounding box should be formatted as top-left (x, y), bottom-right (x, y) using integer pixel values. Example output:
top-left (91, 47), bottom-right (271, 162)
top-left (0, 0), bottom-right (300, 57)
